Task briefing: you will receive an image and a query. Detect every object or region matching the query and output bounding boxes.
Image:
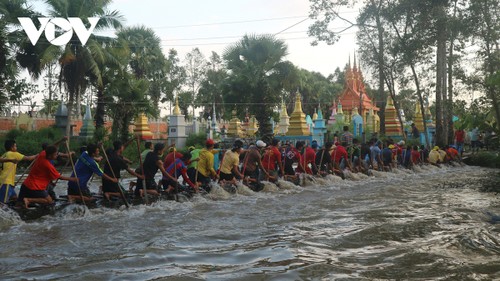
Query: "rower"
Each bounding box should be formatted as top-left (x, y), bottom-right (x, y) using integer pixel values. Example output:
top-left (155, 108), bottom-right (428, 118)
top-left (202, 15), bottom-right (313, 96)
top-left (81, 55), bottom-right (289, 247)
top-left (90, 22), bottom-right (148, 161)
top-left (162, 152), bottom-right (198, 195)
top-left (67, 144), bottom-right (118, 203)
top-left (428, 146), bottom-right (441, 166)
top-left (196, 139), bottom-right (218, 190)
top-left (241, 140), bottom-right (269, 188)
top-left (219, 140), bottom-right (244, 185)
top-left (302, 141), bottom-right (318, 175)
top-left (136, 143), bottom-right (172, 198)
top-left (0, 140), bottom-right (38, 204)
top-left (17, 145), bottom-right (78, 208)
top-left (261, 138), bottom-right (284, 182)
top-left (102, 141), bottom-right (143, 200)
top-left (283, 141), bottom-right (305, 182)
top-left (315, 141), bottom-right (334, 175)
top-left (186, 146), bottom-right (200, 184)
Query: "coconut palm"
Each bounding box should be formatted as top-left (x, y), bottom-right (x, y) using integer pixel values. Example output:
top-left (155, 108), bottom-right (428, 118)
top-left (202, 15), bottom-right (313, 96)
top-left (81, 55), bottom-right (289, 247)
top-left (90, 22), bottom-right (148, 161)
top-left (40, 0), bottom-right (123, 136)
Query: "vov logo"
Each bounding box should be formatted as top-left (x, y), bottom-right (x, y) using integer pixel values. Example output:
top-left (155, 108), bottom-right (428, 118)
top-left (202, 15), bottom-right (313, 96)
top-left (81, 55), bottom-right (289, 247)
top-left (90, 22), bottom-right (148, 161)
top-left (18, 17), bottom-right (100, 46)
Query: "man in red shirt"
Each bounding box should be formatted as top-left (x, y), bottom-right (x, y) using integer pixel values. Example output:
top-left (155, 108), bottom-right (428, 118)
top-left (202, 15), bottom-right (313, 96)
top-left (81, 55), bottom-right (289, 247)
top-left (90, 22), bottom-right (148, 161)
top-left (446, 145), bottom-right (460, 162)
top-left (302, 141), bottom-right (318, 175)
top-left (332, 142), bottom-right (351, 170)
top-left (454, 128), bottom-right (465, 156)
top-left (18, 145), bottom-right (78, 208)
top-left (163, 146), bottom-right (183, 169)
top-left (261, 138), bottom-right (284, 181)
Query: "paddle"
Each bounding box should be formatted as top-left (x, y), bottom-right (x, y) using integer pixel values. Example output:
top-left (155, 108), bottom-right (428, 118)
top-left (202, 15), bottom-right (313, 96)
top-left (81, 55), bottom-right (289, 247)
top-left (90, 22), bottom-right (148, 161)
top-left (65, 140), bottom-right (86, 207)
top-left (135, 136), bottom-right (148, 204)
top-left (100, 144), bottom-right (129, 208)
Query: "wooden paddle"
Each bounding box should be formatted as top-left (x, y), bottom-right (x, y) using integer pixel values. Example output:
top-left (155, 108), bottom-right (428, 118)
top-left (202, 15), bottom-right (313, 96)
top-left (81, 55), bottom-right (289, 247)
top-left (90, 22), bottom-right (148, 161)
top-left (100, 144), bottom-right (129, 208)
top-left (65, 140), bottom-right (86, 207)
top-left (135, 136), bottom-right (148, 204)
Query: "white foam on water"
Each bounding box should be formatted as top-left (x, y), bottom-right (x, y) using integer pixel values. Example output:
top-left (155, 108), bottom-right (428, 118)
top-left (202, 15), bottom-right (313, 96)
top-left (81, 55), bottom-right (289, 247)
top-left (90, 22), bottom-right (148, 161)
top-left (325, 174), bottom-right (344, 183)
top-left (207, 183), bottom-right (232, 200)
top-left (235, 182), bottom-right (254, 195)
top-left (261, 181), bottom-right (279, 193)
top-left (0, 207), bottom-right (24, 229)
top-left (277, 179), bottom-right (298, 190)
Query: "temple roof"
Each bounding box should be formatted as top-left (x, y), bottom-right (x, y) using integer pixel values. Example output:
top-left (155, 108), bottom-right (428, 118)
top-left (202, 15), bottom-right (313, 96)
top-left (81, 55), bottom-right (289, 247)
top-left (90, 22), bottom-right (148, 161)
top-left (338, 56), bottom-right (379, 112)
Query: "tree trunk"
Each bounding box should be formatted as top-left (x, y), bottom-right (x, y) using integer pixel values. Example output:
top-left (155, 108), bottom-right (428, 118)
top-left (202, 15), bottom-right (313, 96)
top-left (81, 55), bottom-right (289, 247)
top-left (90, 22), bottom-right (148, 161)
top-left (410, 64), bottom-right (430, 148)
top-left (65, 95), bottom-right (74, 137)
top-left (434, 3), bottom-right (447, 146)
top-left (375, 8), bottom-right (386, 135)
top-left (95, 87), bottom-right (105, 128)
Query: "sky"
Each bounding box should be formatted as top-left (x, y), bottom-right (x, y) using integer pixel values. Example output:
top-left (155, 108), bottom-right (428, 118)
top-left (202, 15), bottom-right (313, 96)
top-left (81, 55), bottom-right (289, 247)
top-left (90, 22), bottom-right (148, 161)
top-left (103, 0), bottom-right (359, 76)
top-left (24, 0), bottom-right (361, 114)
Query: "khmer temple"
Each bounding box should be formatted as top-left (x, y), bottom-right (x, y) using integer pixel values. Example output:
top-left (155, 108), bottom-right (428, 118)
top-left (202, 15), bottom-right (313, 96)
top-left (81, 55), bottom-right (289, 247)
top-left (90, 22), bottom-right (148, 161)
top-left (336, 55), bottom-right (379, 129)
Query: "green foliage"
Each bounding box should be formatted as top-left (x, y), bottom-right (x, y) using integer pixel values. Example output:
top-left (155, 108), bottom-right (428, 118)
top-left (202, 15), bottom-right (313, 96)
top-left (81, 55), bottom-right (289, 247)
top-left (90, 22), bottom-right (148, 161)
top-left (464, 152), bottom-right (500, 168)
top-left (0, 127), bottom-right (63, 159)
top-left (186, 133), bottom-right (208, 148)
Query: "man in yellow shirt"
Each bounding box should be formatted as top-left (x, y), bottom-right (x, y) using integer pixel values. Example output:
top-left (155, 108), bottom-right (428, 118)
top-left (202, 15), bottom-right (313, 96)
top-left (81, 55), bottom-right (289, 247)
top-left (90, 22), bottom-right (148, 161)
top-left (219, 140), bottom-right (244, 185)
top-left (196, 139), bottom-right (218, 190)
top-left (1, 140), bottom-right (38, 203)
top-left (428, 146), bottom-right (441, 165)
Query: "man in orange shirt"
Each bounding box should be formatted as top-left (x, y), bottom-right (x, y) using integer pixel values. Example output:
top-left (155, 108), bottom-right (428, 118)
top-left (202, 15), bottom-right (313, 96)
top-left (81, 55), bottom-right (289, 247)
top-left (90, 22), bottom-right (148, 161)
top-left (18, 145), bottom-right (78, 208)
top-left (261, 138), bottom-right (284, 181)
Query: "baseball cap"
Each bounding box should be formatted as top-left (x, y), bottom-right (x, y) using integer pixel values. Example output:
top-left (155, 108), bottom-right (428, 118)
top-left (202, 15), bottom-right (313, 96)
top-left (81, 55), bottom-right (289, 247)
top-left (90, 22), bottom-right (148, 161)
top-left (433, 146), bottom-right (440, 151)
top-left (206, 139), bottom-right (215, 146)
top-left (256, 140), bottom-right (266, 148)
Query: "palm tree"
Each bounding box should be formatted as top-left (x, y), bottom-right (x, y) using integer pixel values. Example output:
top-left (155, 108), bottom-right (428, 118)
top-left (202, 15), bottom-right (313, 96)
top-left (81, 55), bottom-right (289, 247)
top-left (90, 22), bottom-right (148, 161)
top-left (117, 26), bottom-right (168, 116)
top-left (223, 34), bottom-right (295, 138)
top-left (0, 0), bottom-right (35, 108)
top-left (41, 0), bottom-right (123, 136)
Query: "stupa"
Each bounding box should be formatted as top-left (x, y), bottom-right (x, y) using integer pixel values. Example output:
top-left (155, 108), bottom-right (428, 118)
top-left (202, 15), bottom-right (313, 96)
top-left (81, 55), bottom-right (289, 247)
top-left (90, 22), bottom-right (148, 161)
top-left (134, 113), bottom-right (154, 140)
top-left (286, 92), bottom-right (310, 136)
top-left (312, 107), bottom-right (327, 146)
top-left (278, 99), bottom-right (290, 135)
top-left (167, 96), bottom-right (187, 147)
top-left (79, 104), bottom-right (95, 141)
top-left (227, 108), bottom-right (243, 137)
top-left (384, 95), bottom-right (403, 139)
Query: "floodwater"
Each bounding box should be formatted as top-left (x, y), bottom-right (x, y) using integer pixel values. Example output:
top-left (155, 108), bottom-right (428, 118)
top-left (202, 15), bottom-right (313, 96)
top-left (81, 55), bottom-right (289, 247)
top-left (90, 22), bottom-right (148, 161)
top-left (1, 165), bottom-right (499, 280)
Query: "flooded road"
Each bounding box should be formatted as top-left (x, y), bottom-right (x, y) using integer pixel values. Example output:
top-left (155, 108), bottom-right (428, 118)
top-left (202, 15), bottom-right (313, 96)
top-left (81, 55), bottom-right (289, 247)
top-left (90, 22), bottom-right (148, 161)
top-left (1, 165), bottom-right (499, 280)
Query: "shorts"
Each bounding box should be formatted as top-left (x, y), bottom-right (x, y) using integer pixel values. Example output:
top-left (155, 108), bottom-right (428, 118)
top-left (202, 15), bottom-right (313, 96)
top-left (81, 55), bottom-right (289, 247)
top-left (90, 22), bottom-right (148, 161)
top-left (0, 184), bottom-right (17, 203)
top-left (102, 179), bottom-right (121, 194)
top-left (196, 173), bottom-right (211, 186)
top-left (161, 178), bottom-right (177, 190)
top-left (187, 167), bottom-right (197, 183)
top-left (244, 169), bottom-right (259, 181)
top-left (219, 171), bottom-right (235, 181)
top-left (67, 187), bottom-right (92, 197)
top-left (17, 185), bottom-right (49, 201)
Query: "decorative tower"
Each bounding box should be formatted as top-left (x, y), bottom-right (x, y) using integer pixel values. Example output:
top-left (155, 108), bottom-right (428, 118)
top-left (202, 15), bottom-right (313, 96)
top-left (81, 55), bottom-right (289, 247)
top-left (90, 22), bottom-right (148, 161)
top-left (246, 115), bottom-right (258, 137)
top-left (384, 95), bottom-right (402, 139)
top-left (306, 114), bottom-right (313, 133)
top-left (351, 106), bottom-right (364, 137)
top-left (286, 92), bottom-right (310, 136)
top-left (413, 101), bottom-right (425, 133)
top-left (312, 107), bottom-right (327, 146)
top-left (167, 96), bottom-right (187, 147)
top-left (134, 113), bottom-right (154, 140)
top-left (328, 100), bottom-right (337, 125)
top-left (79, 104), bottom-right (95, 141)
top-left (227, 108), bottom-right (242, 137)
top-left (278, 99), bottom-right (290, 135)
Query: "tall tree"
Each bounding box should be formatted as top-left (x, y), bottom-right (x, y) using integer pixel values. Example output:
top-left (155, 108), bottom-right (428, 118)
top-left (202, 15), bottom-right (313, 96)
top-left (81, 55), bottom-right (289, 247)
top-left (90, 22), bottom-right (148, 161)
top-left (117, 25), bottom-right (167, 116)
top-left (40, 0), bottom-right (123, 136)
top-left (224, 34), bottom-right (294, 138)
top-left (183, 48), bottom-right (207, 119)
top-left (162, 49), bottom-right (186, 115)
top-left (467, 0), bottom-right (500, 132)
top-left (197, 51), bottom-right (228, 119)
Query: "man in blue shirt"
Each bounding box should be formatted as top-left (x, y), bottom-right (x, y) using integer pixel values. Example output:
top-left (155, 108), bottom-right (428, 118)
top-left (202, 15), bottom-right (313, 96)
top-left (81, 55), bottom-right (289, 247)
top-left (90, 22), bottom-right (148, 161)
top-left (67, 144), bottom-right (118, 203)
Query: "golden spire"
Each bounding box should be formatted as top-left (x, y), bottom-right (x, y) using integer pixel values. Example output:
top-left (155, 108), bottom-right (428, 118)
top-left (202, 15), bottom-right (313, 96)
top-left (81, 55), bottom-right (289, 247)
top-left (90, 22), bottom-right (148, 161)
top-left (281, 99), bottom-right (289, 118)
top-left (293, 92), bottom-right (304, 113)
top-left (173, 96), bottom-right (181, 115)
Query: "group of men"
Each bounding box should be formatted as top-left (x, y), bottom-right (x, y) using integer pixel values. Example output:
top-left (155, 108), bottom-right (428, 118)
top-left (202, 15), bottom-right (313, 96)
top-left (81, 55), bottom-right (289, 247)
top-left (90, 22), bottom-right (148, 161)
top-left (0, 125), bottom-right (465, 208)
